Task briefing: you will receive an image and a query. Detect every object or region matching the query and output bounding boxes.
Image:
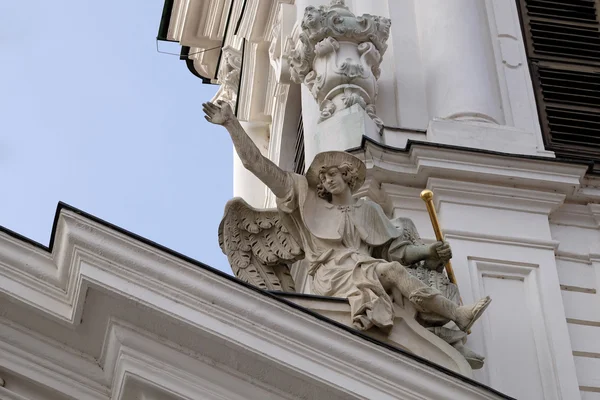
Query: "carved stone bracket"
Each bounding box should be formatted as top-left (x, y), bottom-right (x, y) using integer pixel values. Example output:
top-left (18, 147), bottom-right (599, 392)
top-left (212, 46), bottom-right (243, 109)
top-left (285, 0), bottom-right (391, 132)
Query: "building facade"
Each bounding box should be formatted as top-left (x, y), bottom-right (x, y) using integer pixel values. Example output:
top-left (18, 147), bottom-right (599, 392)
top-left (0, 1), bottom-right (598, 399)
top-left (159, 0), bottom-right (600, 399)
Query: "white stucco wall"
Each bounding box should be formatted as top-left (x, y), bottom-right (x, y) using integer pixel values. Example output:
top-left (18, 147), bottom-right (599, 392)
top-left (222, 1), bottom-right (600, 397)
top-left (14, 0), bottom-right (591, 399)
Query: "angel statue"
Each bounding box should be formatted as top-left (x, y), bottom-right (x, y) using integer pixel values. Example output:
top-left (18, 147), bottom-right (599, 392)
top-left (206, 100), bottom-right (490, 337)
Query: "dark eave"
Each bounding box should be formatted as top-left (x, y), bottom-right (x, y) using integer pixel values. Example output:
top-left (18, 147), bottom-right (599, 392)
top-left (180, 46), bottom-right (212, 84)
top-left (157, 0), bottom-right (236, 84)
top-left (0, 202), bottom-right (515, 400)
top-left (157, 0), bottom-right (176, 42)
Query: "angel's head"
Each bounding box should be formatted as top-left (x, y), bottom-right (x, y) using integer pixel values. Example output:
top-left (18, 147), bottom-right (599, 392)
top-left (316, 162), bottom-right (360, 201)
top-left (306, 151), bottom-right (366, 200)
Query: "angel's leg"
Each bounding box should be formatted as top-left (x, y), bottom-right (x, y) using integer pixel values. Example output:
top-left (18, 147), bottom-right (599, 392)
top-left (376, 261), bottom-right (490, 332)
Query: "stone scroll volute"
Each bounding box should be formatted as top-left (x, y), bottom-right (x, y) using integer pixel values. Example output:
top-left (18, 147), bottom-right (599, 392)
top-left (285, 0), bottom-right (391, 132)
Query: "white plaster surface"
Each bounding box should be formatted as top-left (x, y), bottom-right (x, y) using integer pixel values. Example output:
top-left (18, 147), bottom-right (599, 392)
top-left (0, 209), bottom-right (513, 400)
top-left (8, 0), bottom-right (600, 399)
top-left (232, 120), bottom-right (270, 208)
top-left (308, 105), bottom-right (379, 165)
top-left (426, 119), bottom-right (547, 157)
top-left (415, 0), bottom-right (504, 125)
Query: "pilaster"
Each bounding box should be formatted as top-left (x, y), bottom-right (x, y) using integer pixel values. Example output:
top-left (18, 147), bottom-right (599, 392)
top-left (421, 178), bottom-right (580, 400)
top-left (232, 121), bottom-right (270, 208)
top-left (415, 0), bottom-right (503, 125)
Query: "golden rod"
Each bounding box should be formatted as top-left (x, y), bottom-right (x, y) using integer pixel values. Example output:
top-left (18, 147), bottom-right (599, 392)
top-left (419, 190), bottom-right (458, 287)
top-left (420, 189), bottom-right (470, 334)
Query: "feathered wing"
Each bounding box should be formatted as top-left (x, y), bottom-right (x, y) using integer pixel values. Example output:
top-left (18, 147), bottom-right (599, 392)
top-left (391, 217), bottom-right (424, 246)
top-left (218, 198), bottom-right (304, 292)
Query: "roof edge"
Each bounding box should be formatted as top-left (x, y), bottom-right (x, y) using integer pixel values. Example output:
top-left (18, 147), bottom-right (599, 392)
top-left (157, 0), bottom-right (176, 42)
top-left (0, 202), bottom-right (514, 399)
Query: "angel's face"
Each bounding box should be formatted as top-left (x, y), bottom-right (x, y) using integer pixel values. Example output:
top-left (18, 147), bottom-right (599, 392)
top-left (321, 167), bottom-right (348, 195)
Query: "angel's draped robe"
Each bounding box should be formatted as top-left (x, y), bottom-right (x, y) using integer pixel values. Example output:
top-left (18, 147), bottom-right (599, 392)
top-left (277, 173), bottom-right (431, 330)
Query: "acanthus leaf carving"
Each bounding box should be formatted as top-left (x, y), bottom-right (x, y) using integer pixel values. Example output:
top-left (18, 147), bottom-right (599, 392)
top-left (212, 46), bottom-right (243, 110)
top-left (285, 0), bottom-right (390, 132)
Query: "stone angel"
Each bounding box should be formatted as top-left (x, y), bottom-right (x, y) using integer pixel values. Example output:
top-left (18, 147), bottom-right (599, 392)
top-left (205, 100), bottom-right (491, 334)
top-left (218, 197), bottom-right (303, 292)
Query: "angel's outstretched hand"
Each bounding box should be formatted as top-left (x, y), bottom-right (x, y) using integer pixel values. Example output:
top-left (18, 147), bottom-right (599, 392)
top-left (202, 100), bottom-right (234, 126)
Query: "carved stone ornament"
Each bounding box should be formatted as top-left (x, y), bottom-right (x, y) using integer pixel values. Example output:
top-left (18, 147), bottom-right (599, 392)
top-left (218, 198), bottom-right (304, 292)
top-left (286, 0), bottom-right (391, 131)
top-left (212, 46), bottom-right (242, 109)
top-left (204, 100), bottom-right (491, 373)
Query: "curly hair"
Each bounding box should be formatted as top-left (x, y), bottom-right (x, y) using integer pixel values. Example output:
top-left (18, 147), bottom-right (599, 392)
top-left (316, 162), bottom-right (360, 201)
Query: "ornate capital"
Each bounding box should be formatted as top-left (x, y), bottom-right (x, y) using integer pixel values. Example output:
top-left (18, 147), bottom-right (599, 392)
top-left (286, 0), bottom-right (391, 131)
top-left (212, 46), bottom-right (242, 109)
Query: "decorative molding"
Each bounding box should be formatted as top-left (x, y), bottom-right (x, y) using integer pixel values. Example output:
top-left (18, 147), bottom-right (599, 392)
top-left (467, 258), bottom-right (563, 400)
top-left (268, 3), bottom-right (297, 84)
top-left (426, 178), bottom-right (566, 215)
top-left (237, 41), bottom-right (272, 122)
top-left (103, 320), bottom-right (293, 400)
top-left (280, 296), bottom-right (472, 376)
top-left (354, 178), bottom-right (393, 217)
top-left (0, 388), bottom-right (30, 400)
top-left (0, 319), bottom-right (108, 399)
top-left (484, 0), bottom-right (547, 150)
top-left (0, 208), bottom-right (512, 400)
top-left (425, 119), bottom-right (550, 158)
top-left (212, 45), bottom-right (242, 109)
top-left (550, 204), bottom-right (599, 229)
top-left (357, 141), bottom-right (587, 199)
top-left (166, 0), bottom-right (191, 42)
top-left (285, 0), bottom-right (391, 131)
top-left (380, 184), bottom-right (427, 213)
top-left (589, 204), bottom-right (600, 228)
top-left (444, 230), bottom-right (559, 251)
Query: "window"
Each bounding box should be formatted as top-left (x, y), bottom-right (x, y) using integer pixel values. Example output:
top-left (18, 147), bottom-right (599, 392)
top-left (293, 114), bottom-right (305, 175)
top-left (517, 0), bottom-right (600, 172)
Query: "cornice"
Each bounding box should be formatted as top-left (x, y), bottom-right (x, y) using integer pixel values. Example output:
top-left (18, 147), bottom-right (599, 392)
top-left (0, 388), bottom-right (30, 400)
top-left (354, 178), bottom-right (393, 217)
top-left (0, 319), bottom-right (108, 399)
top-left (589, 203), bottom-right (600, 227)
top-left (443, 229), bottom-right (560, 251)
top-left (382, 184), bottom-right (431, 213)
top-left (0, 205), bottom-right (512, 400)
top-left (550, 204), bottom-right (599, 229)
top-left (427, 178), bottom-right (566, 215)
top-left (353, 139), bottom-right (588, 198)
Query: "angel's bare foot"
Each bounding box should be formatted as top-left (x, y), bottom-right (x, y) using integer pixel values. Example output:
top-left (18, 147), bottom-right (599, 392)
top-left (455, 296), bottom-right (491, 332)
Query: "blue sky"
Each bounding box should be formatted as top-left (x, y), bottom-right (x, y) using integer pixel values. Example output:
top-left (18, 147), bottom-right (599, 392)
top-left (0, 1), bottom-right (234, 271)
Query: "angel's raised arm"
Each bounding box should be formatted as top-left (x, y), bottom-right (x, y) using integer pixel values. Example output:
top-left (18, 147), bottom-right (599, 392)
top-left (202, 101), bottom-right (291, 198)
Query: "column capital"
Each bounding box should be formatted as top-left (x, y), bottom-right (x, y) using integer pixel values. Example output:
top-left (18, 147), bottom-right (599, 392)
top-left (212, 46), bottom-right (242, 110)
top-left (285, 0), bottom-right (391, 131)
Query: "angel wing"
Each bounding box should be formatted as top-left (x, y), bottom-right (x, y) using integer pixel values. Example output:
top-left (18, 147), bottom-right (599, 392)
top-left (390, 217), bottom-right (425, 247)
top-left (218, 198), bottom-right (305, 292)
